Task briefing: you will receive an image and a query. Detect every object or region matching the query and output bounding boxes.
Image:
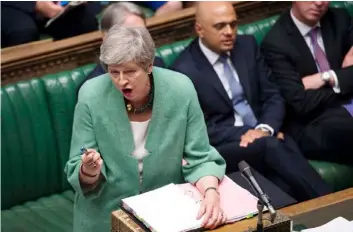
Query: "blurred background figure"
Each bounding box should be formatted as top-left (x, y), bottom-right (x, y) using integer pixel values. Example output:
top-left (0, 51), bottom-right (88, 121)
top-left (135, 1), bottom-right (184, 17)
top-left (1, 1), bottom-right (101, 48)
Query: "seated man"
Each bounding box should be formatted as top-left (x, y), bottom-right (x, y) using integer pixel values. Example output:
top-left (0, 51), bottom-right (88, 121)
top-left (172, 1), bottom-right (332, 201)
top-left (261, 1), bottom-right (353, 164)
top-left (78, 2), bottom-right (165, 92)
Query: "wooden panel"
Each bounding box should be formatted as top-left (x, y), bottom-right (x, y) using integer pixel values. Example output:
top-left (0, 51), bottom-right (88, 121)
top-left (111, 188), bottom-right (353, 232)
top-left (215, 187), bottom-right (353, 232)
top-left (1, 1), bottom-right (291, 85)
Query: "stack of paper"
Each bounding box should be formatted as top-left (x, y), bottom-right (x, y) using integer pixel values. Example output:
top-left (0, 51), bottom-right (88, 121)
top-left (122, 184), bottom-right (202, 232)
top-left (301, 217), bottom-right (353, 232)
top-left (178, 176), bottom-right (261, 222)
top-left (122, 176), bottom-right (261, 232)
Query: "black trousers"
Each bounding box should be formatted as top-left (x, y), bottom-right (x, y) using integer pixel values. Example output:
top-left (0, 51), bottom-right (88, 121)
top-left (216, 134), bottom-right (333, 202)
top-left (297, 107), bottom-right (353, 165)
top-left (1, 2), bottom-right (100, 48)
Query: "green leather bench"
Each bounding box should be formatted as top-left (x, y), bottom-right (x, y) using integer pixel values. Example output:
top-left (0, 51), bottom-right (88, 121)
top-left (2, 3), bottom-right (353, 231)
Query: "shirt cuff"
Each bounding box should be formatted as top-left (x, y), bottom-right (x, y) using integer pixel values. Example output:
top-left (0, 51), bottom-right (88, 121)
top-left (255, 124), bottom-right (274, 136)
top-left (330, 70), bottom-right (341, 93)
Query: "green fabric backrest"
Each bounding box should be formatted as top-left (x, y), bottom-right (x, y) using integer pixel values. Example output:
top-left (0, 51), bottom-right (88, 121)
top-left (1, 80), bottom-right (60, 209)
top-left (156, 37), bottom-right (194, 67)
top-left (238, 15), bottom-right (279, 44)
top-left (1, 64), bottom-right (95, 209)
top-left (330, 1), bottom-right (353, 16)
top-left (41, 65), bottom-right (95, 190)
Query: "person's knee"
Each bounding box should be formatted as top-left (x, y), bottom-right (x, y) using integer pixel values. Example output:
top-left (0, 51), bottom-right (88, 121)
top-left (254, 136), bottom-right (279, 151)
top-left (4, 24), bottom-right (39, 47)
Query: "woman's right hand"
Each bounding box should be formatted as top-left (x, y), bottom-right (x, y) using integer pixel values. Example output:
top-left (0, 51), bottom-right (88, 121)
top-left (81, 149), bottom-right (103, 177)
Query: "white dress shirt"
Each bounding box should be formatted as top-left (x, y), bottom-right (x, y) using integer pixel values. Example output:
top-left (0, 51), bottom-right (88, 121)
top-left (198, 39), bottom-right (274, 135)
top-left (290, 10), bottom-right (340, 93)
top-left (130, 119), bottom-right (150, 182)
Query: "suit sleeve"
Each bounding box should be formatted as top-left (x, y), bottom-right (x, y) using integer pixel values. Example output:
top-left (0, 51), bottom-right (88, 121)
top-left (64, 100), bottom-right (108, 200)
top-left (251, 37), bottom-right (285, 133)
top-left (182, 80), bottom-right (226, 184)
top-left (261, 39), bottom-right (339, 117)
top-left (334, 9), bottom-right (353, 95)
top-left (334, 66), bottom-right (353, 95)
top-left (1, 1), bottom-right (36, 14)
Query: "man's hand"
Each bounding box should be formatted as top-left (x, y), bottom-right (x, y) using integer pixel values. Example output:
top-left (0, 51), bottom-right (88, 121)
top-left (240, 129), bottom-right (270, 147)
top-left (302, 73), bottom-right (325, 90)
top-left (277, 132), bottom-right (285, 140)
top-left (342, 46), bottom-right (353, 68)
top-left (35, 1), bottom-right (63, 18)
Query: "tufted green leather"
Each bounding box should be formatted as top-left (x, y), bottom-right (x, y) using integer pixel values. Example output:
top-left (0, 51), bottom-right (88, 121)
top-left (41, 65), bottom-right (95, 190)
top-left (1, 79), bottom-right (61, 210)
top-left (1, 190), bottom-right (74, 232)
top-left (310, 161), bottom-right (353, 192)
top-left (1, 65), bottom-right (94, 232)
top-left (2, 2), bottom-right (353, 231)
top-left (156, 37), bottom-right (194, 67)
top-left (238, 15), bottom-right (279, 44)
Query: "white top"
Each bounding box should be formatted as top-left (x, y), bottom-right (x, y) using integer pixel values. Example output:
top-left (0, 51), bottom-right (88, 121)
top-left (198, 39), bottom-right (274, 135)
top-left (130, 120), bottom-right (150, 181)
top-left (290, 9), bottom-right (340, 93)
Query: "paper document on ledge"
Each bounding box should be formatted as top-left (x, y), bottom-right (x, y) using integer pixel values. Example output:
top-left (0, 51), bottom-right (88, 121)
top-left (45, 1), bottom-right (85, 28)
top-left (301, 217), bottom-right (353, 232)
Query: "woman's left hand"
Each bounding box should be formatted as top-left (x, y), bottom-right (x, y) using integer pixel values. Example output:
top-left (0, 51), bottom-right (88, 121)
top-left (196, 190), bottom-right (227, 229)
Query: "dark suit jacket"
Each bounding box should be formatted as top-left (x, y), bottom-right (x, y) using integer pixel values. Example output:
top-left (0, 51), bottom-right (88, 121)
top-left (171, 36), bottom-right (285, 146)
top-left (261, 8), bottom-right (353, 137)
top-left (1, 2), bottom-right (36, 14)
top-left (77, 56), bottom-right (166, 94)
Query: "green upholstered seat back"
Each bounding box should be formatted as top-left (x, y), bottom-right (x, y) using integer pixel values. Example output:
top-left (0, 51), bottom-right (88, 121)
top-left (1, 80), bottom-right (60, 209)
top-left (238, 15), bottom-right (279, 44)
top-left (330, 1), bottom-right (353, 16)
top-left (1, 65), bottom-right (95, 209)
top-left (156, 37), bottom-right (194, 67)
top-left (41, 65), bottom-right (95, 190)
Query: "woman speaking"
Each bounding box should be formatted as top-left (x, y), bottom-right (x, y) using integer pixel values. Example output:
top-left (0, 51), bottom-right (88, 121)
top-left (65, 25), bottom-right (227, 232)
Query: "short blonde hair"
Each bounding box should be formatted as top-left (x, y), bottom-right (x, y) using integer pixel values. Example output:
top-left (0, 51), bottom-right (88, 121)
top-left (99, 25), bottom-right (155, 70)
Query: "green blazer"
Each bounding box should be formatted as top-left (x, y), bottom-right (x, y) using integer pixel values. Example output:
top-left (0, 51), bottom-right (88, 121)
top-left (65, 67), bottom-right (226, 232)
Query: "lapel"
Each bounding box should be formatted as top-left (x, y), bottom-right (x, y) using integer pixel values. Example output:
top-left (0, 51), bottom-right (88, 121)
top-left (106, 82), bottom-right (135, 155)
top-left (144, 68), bottom-right (171, 153)
top-left (230, 41), bottom-right (252, 104)
top-left (284, 12), bottom-right (319, 74)
top-left (191, 40), bottom-right (233, 108)
top-left (320, 13), bottom-right (340, 69)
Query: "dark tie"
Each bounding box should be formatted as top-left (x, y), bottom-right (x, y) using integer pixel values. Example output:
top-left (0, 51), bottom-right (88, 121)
top-left (218, 54), bottom-right (257, 127)
top-left (309, 27), bottom-right (353, 116)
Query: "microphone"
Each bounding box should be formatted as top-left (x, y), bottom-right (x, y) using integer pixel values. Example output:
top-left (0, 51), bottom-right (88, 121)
top-left (238, 160), bottom-right (276, 222)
